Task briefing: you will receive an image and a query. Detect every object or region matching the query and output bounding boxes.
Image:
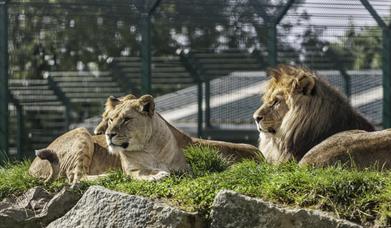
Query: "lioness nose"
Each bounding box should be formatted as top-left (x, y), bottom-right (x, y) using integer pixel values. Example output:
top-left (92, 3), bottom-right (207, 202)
top-left (254, 116), bottom-right (263, 123)
top-left (107, 133), bottom-right (117, 139)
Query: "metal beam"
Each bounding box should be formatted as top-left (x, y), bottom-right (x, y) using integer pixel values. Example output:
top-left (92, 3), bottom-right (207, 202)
top-left (359, 0), bottom-right (391, 128)
top-left (139, 0), bottom-right (162, 94)
top-left (140, 13), bottom-right (152, 94)
top-left (267, 24), bottom-right (277, 67)
top-left (0, 1), bottom-right (8, 157)
top-left (359, 0), bottom-right (387, 29)
top-left (197, 82), bottom-right (203, 137)
top-left (275, 0), bottom-right (296, 25)
top-left (382, 29), bottom-right (391, 128)
top-left (148, 0), bottom-right (162, 15)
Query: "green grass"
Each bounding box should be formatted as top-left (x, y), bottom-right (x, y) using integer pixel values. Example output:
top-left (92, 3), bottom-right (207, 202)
top-left (0, 146), bottom-right (390, 226)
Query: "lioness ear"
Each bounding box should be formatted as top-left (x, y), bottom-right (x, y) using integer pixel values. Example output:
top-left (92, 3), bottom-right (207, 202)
top-left (105, 96), bottom-right (121, 110)
top-left (138, 95), bottom-right (155, 116)
top-left (292, 74), bottom-right (316, 95)
top-left (94, 96), bottom-right (122, 135)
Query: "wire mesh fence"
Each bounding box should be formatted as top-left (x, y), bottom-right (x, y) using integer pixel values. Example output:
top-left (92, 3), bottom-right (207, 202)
top-left (0, 0), bottom-right (390, 160)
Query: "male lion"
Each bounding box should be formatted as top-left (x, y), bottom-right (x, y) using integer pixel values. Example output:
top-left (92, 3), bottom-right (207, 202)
top-left (30, 94), bottom-right (260, 183)
top-left (253, 65), bottom-right (374, 164)
top-left (98, 94), bottom-right (261, 180)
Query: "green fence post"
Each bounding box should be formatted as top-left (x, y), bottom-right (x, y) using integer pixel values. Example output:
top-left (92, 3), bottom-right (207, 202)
top-left (383, 29), bottom-right (391, 128)
top-left (0, 0), bottom-right (8, 158)
top-left (359, 0), bottom-right (391, 128)
top-left (8, 92), bottom-right (25, 159)
top-left (138, 0), bottom-right (162, 95)
top-left (264, 0), bottom-right (295, 67)
top-left (140, 12), bottom-right (152, 94)
top-left (47, 75), bottom-right (72, 130)
top-left (197, 82), bottom-right (203, 137)
top-left (179, 51), bottom-right (204, 137)
top-left (267, 24), bottom-right (277, 67)
top-left (204, 80), bottom-right (211, 128)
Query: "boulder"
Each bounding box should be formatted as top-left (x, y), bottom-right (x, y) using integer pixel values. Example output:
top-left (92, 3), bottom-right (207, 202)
top-left (48, 185), bottom-right (204, 228)
top-left (210, 190), bottom-right (362, 228)
top-left (0, 186), bottom-right (81, 228)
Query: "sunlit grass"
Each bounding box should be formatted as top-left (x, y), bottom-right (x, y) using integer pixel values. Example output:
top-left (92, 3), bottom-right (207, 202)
top-left (0, 146), bottom-right (390, 226)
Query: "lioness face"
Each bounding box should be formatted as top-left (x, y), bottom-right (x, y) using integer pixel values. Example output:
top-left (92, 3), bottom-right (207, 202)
top-left (253, 89), bottom-right (289, 134)
top-left (104, 95), bottom-right (155, 154)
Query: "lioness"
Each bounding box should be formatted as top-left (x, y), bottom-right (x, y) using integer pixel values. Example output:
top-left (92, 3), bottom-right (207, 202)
top-left (253, 65), bottom-right (374, 164)
top-left (98, 94), bottom-right (260, 180)
top-left (28, 95), bottom-right (136, 185)
top-left (30, 95), bottom-right (260, 183)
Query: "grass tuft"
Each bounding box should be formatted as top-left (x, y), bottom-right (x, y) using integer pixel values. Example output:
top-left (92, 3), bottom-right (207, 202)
top-left (0, 146), bottom-right (390, 226)
top-left (184, 145), bottom-right (230, 177)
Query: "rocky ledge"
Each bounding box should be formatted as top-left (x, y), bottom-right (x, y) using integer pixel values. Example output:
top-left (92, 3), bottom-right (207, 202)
top-left (0, 186), bottom-right (362, 228)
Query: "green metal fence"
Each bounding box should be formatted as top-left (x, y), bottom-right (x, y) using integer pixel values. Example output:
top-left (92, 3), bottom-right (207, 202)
top-left (0, 0), bottom-right (390, 161)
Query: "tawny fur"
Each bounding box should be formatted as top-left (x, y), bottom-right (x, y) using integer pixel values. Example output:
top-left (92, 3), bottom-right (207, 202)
top-left (299, 129), bottom-right (391, 170)
top-left (29, 128), bottom-right (121, 185)
top-left (30, 95), bottom-right (260, 183)
top-left (103, 95), bottom-right (260, 181)
top-left (29, 95), bottom-right (135, 185)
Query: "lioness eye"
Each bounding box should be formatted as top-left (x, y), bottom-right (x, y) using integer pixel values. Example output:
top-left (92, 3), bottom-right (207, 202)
top-left (272, 100), bottom-right (280, 106)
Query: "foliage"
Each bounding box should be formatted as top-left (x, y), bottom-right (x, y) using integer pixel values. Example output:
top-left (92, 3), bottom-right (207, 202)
top-left (8, 0), bottom-right (307, 79)
top-left (1, 146), bottom-right (390, 226)
top-left (328, 24), bottom-right (382, 70)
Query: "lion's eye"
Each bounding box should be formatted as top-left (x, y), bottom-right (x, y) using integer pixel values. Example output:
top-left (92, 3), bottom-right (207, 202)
top-left (272, 100), bottom-right (280, 106)
top-left (108, 118), bottom-right (113, 123)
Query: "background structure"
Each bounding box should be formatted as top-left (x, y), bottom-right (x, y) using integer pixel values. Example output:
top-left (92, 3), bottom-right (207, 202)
top-left (0, 0), bottom-right (390, 162)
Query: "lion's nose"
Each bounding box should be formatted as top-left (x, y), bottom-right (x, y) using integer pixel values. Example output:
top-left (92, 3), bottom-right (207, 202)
top-left (254, 116), bottom-right (263, 123)
top-left (106, 133), bottom-right (117, 139)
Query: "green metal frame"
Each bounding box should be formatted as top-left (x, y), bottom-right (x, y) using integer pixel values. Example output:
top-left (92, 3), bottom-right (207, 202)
top-left (359, 0), bottom-right (391, 128)
top-left (110, 59), bottom-right (137, 94)
top-left (139, 0), bottom-right (162, 95)
top-left (327, 48), bottom-right (352, 100)
top-left (47, 75), bottom-right (72, 130)
top-left (253, 0), bottom-right (295, 67)
top-left (179, 51), bottom-right (204, 137)
top-left (9, 91), bottom-right (25, 160)
top-left (0, 0), bottom-right (8, 158)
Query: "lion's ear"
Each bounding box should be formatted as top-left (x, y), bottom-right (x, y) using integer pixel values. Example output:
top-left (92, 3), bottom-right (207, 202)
top-left (138, 95), bottom-right (155, 116)
top-left (105, 96), bottom-right (121, 111)
top-left (267, 67), bottom-right (282, 81)
top-left (292, 74), bottom-right (316, 95)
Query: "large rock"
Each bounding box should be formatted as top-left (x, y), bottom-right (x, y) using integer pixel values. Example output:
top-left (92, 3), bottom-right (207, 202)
top-left (210, 190), bottom-right (362, 228)
top-left (48, 185), bottom-right (204, 228)
top-left (0, 186), bottom-right (81, 228)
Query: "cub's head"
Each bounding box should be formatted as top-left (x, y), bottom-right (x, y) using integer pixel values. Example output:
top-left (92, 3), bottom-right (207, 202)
top-left (104, 95), bottom-right (155, 154)
top-left (253, 65), bottom-right (316, 134)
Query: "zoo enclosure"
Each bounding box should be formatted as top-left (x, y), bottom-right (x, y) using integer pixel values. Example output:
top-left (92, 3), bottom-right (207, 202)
top-left (0, 0), bottom-right (390, 161)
